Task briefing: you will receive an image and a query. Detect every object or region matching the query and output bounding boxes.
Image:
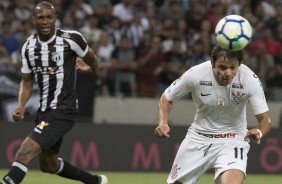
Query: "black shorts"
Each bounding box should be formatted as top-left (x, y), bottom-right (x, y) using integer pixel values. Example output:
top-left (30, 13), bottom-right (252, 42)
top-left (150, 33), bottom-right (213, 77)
top-left (29, 109), bottom-right (78, 152)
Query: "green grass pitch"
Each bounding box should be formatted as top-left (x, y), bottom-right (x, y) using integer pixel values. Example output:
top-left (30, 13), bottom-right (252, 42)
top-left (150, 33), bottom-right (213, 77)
top-left (0, 170), bottom-right (281, 184)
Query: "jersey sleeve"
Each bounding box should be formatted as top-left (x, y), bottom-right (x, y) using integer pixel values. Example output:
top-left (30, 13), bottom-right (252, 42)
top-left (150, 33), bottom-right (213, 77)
top-left (67, 31), bottom-right (89, 58)
top-left (247, 73), bottom-right (269, 115)
top-left (164, 68), bottom-right (195, 101)
top-left (21, 41), bottom-right (32, 74)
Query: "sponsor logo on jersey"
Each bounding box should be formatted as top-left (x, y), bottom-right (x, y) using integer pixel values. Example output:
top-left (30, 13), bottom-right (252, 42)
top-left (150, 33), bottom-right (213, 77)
top-left (198, 132), bottom-right (236, 138)
top-left (231, 83), bottom-right (244, 89)
top-left (231, 90), bottom-right (246, 105)
top-left (33, 66), bottom-right (61, 75)
top-left (201, 93), bottom-right (211, 96)
top-left (54, 44), bottom-right (68, 47)
top-left (61, 32), bottom-right (70, 38)
top-left (228, 161), bottom-right (237, 165)
top-left (200, 81), bottom-right (212, 86)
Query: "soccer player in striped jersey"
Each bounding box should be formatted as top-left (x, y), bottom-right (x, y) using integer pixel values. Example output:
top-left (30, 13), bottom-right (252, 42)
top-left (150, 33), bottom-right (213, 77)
top-left (155, 46), bottom-right (271, 184)
top-left (1, 1), bottom-right (107, 184)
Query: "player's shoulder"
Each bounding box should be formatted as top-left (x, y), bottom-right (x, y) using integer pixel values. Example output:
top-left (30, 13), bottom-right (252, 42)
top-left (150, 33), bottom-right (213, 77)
top-left (238, 64), bottom-right (256, 78)
top-left (187, 61), bottom-right (211, 76)
top-left (56, 28), bottom-right (85, 40)
top-left (23, 33), bottom-right (36, 43)
top-left (238, 64), bottom-right (261, 86)
top-left (183, 61), bottom-right (211, 83)
top-left (189, 61), bottom-right (211, 71)
top-left (21, 34), bottom-right (37, 51)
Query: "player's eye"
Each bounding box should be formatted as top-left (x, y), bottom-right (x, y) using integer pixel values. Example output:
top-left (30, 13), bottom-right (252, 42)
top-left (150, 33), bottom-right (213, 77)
top-left (219, 66), bottom-right (227, 70)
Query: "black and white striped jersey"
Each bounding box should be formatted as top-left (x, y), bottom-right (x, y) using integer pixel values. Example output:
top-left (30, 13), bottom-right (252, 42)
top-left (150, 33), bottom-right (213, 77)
top-left (21, 28), bottom-right (89, 112)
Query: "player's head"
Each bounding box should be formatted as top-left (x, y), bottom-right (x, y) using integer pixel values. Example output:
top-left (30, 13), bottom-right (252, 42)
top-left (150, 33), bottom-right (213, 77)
top-left (211, 45), bottom-right (244, 86)
top-left (32, 1), bottom-right (57, 41)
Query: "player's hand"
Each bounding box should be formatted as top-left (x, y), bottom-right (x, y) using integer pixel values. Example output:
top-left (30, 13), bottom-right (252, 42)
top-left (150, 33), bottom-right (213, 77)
top-left (76, 58), bottom-right (91, 73)
top-left (12, 106), bottom-right (25, 121)
top-left (155, 124), bottom-right (170, 138)
top-left (245, 128), bottom-right (262, 144)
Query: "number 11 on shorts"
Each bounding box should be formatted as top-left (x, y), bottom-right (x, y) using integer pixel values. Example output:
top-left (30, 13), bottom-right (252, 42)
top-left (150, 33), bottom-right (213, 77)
top-left (234, 147), bottom-right (243, 160)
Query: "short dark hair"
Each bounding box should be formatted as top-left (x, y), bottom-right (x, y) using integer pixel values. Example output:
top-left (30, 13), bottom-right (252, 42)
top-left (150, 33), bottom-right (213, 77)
top-left (211, 45), bottom-right (244, 64)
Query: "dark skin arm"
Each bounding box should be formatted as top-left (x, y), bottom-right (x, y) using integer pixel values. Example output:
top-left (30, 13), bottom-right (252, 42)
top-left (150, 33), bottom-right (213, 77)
top-left (245, 111), bottom-right (271, 144)
top-left (155, 94), bottom-right (172, 138)
top-left (12, 73), bottom-right (33, 121)
top-left (76, 48), bottom-right (99, 74)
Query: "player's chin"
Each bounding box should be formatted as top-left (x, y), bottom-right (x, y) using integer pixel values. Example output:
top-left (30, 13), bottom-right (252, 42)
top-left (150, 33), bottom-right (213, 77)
top-left (221, 79), bottom-right (231, 86)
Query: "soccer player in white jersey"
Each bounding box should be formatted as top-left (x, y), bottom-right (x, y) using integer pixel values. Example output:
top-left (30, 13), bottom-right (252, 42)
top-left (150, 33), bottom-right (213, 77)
top-left (1, 1), bottom-right (108, 184)
top-left (155, 45), bottom-right (271, 184)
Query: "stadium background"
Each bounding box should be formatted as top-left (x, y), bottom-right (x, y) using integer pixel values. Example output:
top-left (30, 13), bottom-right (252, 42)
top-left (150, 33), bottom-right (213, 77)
top-left (0, 0), bottom-right (281, 174)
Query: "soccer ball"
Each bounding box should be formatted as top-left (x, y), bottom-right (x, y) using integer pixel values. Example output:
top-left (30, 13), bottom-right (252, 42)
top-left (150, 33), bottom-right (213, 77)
top-left (215, 15), bottom-right (252, 51)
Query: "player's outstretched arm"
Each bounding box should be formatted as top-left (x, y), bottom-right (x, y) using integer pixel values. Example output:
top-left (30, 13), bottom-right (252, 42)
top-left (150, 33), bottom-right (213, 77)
top-left (12, 73), bottom-right (33, 121)
top-left (245, 111), bottom-right (271, 144)
top-left (155, 94), bottom-right (172, 138)
top-left (78, 48), bottom-right (99, 74)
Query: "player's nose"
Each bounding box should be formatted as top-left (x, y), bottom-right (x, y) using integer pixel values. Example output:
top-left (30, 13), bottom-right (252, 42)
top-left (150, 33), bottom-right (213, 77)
top-left (224, 69), bottom-right (233, 78)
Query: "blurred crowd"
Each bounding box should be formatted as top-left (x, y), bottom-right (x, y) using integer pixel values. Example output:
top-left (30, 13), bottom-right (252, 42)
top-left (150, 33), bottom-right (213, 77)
top-left (1, 0), bottom-right (282, 102)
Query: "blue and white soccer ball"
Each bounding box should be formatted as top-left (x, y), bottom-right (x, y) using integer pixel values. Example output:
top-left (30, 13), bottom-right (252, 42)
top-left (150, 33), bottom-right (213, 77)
top-left (215, 15), bottom-right (253, 51)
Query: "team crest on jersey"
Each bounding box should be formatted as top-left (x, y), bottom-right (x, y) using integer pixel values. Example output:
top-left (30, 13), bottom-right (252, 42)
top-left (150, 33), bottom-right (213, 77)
top-left (61, 32), bottom-right (70, 38)
top-left (231, 90), bottom-right (246, 105)
top-left (200, 81), bottom-right (212, 86)
top-left (231, 83), bottom-right (244, 89)
top-left (52, 52), bottom-right (62, 62)
top-left (170, 163), bottom-right (181, 179)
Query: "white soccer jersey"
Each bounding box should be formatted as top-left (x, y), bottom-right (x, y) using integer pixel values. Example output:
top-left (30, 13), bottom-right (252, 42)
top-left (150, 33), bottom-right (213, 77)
top-left (164, 61), bottom-right (269, 143)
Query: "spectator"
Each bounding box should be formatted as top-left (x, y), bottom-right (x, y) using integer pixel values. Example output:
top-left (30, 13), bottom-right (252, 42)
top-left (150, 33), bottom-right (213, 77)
top-left (111, 36), bottom-right (136, 96)
top-left (79, 15), bottom-right (103, 43)
top-left (135, 35), bottom-right (165, 97)
top-left (13, 0), bottom-right (32, 22)
top-left (205, 2), bottom-right (225, 33)
top-left (125, 11), bottom-right (147, 49)
top-left (185, 1), bottom-right (206, 33)
top-left (95, 2), bottom-right (113, 29)
top-left (106, 17), bottom-right (124, 46)
top-left (267, 54), bottom-right (282, 100)
top-left (186, 39), bottom-right (210, 69)
top-left (261, 0), bottom-right (277, 21)
top-left (67, 0), bottom-right (94, 28)
top-left (158, 0), bottom-right (185, 24)
top-left (112, 0), bottom-right (134, 24)
top-left (249, 26), bottom-right (282, 58)
top-left (157, 39), bottom-right (187, 95)
top-left (96, 31), bottom-right (115, 96)
top-left (250, 43), bottom-right (276, 98)
top-left (0, 21), bottom-right (20, 55)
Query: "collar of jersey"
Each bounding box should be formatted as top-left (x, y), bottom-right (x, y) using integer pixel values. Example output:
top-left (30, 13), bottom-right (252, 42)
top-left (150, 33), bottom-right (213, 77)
top-left (37, 28), bottom-right (57, 44)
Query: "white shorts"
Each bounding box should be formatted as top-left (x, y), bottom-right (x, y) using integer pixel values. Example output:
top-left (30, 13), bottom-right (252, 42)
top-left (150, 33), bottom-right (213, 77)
top-left (167, 137), bottom-right (250, 184)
